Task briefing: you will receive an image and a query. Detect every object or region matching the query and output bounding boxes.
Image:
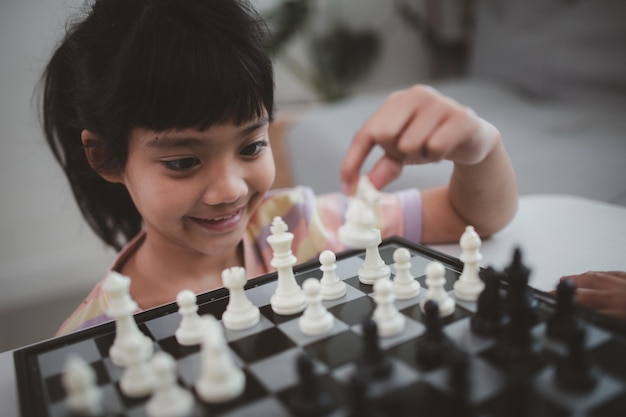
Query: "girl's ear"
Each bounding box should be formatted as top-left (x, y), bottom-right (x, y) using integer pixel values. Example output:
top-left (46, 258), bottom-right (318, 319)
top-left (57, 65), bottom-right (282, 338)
top-left (81, 129), bottom-right (125, 184)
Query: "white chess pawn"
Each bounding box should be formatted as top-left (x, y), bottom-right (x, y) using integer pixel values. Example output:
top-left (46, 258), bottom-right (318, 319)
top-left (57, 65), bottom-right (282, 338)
top-left (222, 266), bottom-right (260, 330)
top-left (195, 315), bottom-right (245, 403)
top-left (104, 271), bottom-right (153, 367)
top-left (299, 278), bottom-right (334, 336)
top-left (145, 352), bottom-right (194, 417)
top-left (175, 289), bottom-right (204, 346)
top-left (358, 229), bottom-right (391, 285)
top-left (391, 247), bottom-right (421, 299)
top-left (372, 278), bottom-right (405, 337)
top-left (319, 250), bottom-right (347, 300)
top-left (267, 217), bottom-right (306, 315)
top-left (421, 261), bottom-right (455, 317)
top-left (62, 355), bottom-right (102, 416)
top-left (119, 330), bottom-right (155, 397)
top-left (453, 225), bottom-right (485, 301)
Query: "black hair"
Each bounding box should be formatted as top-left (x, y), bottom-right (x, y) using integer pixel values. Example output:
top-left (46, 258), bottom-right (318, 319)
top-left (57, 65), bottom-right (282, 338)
top-left (41, 0), bottom-right (275, 251)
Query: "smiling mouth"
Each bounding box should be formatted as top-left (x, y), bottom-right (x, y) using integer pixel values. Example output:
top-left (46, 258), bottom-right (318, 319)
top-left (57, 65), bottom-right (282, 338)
top-left (208, 212), bottom-right (239, 222)
top-left (190, 208), bottom-right (244, 227)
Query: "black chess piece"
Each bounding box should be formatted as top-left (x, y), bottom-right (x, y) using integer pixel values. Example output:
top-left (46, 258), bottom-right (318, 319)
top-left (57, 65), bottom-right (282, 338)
top-left (546, 278), bottom-right (582, 343)
top-left (494, 248), bottom-right (541, 368)
top-left (447, 349), bottom-right (473, 417)
top-left (415, 300), bottom-right (454, 370)
top-left (289, 353), bottom-right (333, 417)
top-left (494, 304), bottom-right (540, 367)
top-left (554, 326), bottom-right (599, 392)
top-left (345, 369), bottom-right (384, 417)
top-left (471, 266), bottom-right (505, 337)
top-left (503, 377), bottom-right (534, 417)
top-left (504, 248), bottom-right (538, 324)
top-left (357, 318), bottom-right (393, 380)
top-left (346, 370), bottom-right (369, 417)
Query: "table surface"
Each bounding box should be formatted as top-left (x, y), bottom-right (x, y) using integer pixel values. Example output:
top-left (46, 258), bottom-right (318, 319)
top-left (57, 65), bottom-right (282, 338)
top-left (2, 193), bottom-right (626, 417)
top-left (431, 194), bottom-right (626, 291)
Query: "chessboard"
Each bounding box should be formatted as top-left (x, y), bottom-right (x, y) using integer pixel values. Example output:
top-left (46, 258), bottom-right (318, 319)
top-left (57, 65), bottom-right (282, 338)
top-left (13, 236), bottom-right (626, 417)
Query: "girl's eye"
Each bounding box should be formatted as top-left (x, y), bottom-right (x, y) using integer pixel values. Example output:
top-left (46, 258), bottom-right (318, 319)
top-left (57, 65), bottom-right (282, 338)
top-left (241, 140), bottom-right (268, 157)
top-left (162, 157), bottom-right (200, 171)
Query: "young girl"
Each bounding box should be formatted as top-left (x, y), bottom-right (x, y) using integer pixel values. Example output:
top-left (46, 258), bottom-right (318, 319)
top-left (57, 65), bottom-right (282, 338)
top-left (42, 0), bottom-right (518, 336)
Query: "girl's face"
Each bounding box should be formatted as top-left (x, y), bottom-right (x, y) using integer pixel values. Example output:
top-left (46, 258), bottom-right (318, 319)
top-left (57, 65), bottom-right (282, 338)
top-left (121, 117), bottom-right (275, 258)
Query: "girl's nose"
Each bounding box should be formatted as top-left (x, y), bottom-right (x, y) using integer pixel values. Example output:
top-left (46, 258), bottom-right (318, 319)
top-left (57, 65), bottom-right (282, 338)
top-left (201, 166), bottom-right (248, 206)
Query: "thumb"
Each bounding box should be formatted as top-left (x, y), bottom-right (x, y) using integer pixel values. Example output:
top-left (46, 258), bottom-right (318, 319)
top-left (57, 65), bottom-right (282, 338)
top-left (367, 155), bottom-right (402, 191)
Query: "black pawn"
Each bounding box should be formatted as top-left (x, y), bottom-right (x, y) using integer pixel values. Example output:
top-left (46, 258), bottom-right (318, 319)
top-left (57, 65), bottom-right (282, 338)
top-left (495, 303), bottom-right (539, 365)
top-left (546, 278), bottom-right (581, 342)
top-left (346, 371), bottom-right (368, 417)
top-left (495, 263), bottom-right (540, 365)
top-left (358, 319), bottom-right (393, 380)
top-left (503, 378), bottom-right (533, 417)
top-left (447, 350), bottom-right (472, 417)
top-left (471, 266), bottom-right (504, 337)
top-left (345, 370), bottom-right (383, 417)
top-left (554, 326), bottom-right (599, 392)
top-left (415, 300), bottom-right (454, 370)
top-left (289, 353), bottom-right (333, 416)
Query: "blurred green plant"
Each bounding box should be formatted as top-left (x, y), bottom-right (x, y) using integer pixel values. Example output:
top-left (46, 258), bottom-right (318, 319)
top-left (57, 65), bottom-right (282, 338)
top-left (263, 0), bottom-right (381, 102)
top-left (263, 0), bottom-right (471, 101)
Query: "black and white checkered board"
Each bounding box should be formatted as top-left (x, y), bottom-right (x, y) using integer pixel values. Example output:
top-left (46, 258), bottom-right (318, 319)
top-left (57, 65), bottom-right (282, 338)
top-left (14, 237), bottom-right (626, 417)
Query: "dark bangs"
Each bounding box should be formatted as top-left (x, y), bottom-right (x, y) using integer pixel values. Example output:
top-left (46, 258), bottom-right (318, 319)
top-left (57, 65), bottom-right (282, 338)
top-left (102, 0), bottom-right (274, 134)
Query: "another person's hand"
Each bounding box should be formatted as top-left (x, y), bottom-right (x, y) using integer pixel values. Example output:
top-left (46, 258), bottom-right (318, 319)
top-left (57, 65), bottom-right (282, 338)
top-left (560, 271), bottom-right (626, 322)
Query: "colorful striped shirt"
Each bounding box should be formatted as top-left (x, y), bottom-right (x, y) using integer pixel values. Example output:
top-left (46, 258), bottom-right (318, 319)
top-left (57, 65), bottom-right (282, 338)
top-left (57, 186), bottom-right (422, 336)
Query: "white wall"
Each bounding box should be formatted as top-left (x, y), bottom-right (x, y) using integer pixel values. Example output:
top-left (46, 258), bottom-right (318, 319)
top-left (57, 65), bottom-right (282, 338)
top-left (0, 0), bottom-right (117, 350)
top-left (0, 0), bottom-right (117, 307)
top-left (0, 0), bottom-right (429, 350)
